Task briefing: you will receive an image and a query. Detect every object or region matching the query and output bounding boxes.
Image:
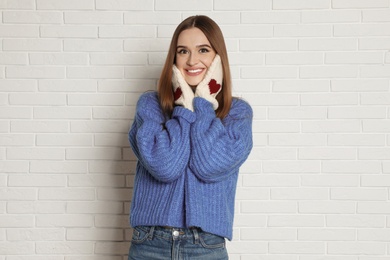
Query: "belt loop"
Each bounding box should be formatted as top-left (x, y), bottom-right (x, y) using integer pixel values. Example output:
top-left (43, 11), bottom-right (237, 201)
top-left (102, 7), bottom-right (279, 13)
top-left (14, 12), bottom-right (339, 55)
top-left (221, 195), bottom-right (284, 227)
top-left (148, 226), bottom-right (155, 240)
top-left (192, 228), bottom-right (199, 245)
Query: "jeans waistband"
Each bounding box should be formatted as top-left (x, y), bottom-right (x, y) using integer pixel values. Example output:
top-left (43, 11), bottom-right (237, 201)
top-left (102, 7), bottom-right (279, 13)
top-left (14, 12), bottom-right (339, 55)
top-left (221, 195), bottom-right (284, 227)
top-left (136, 226), bottom-right (202, 242)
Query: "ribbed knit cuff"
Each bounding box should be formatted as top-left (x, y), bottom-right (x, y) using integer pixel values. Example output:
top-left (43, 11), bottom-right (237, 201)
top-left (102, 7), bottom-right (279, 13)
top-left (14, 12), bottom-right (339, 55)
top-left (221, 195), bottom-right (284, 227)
top-left (193, 97), bottom-right (214, 114)
top-left (172, 106), bottom-right (196, 123)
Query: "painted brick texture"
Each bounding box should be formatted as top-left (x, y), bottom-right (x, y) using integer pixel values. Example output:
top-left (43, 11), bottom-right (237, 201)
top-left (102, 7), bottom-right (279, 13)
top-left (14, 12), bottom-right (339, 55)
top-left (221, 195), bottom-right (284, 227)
top-left (1, 0), bottom-right (390, 259)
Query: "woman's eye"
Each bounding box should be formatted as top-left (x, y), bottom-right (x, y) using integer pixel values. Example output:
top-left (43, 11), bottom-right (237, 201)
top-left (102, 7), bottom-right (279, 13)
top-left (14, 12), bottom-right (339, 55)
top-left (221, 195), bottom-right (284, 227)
top-left (177, 49), bottom-right (188, 54)
top-left (199, 48), bottom-right (209, 53)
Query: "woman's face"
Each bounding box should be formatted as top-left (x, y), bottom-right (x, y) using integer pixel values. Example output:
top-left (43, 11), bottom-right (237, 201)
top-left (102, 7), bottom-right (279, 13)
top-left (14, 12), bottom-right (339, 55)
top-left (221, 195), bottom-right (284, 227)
top-left (175, 27), bottom-right (216, 87)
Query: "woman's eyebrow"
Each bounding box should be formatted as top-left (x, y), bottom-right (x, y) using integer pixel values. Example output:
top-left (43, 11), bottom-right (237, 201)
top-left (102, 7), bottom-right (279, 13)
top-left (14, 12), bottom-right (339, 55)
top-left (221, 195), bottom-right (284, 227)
top-left (176, 44), bottom-right (212, 49)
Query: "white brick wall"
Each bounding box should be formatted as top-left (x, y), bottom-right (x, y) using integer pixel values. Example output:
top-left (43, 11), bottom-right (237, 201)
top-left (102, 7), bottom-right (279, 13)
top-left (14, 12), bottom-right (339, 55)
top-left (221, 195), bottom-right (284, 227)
top-left (0, 0), bottom-right (389, 259)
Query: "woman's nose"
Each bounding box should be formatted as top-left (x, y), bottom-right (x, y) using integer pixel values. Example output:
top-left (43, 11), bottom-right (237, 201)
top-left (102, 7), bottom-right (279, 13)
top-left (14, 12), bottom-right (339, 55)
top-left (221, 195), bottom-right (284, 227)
top-left (186, 53), bottom-right (198, 66)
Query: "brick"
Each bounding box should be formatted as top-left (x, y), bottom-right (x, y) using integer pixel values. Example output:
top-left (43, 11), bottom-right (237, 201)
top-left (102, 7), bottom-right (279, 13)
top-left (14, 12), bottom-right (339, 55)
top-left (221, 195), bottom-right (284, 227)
top-left (272, 187), bottom-right (328, 200)
top-left (363, 120), bottom-right (390, 133)
top-left (269, 242), bottom-right (325, 254)
top-left (0, 0), bottom-right (35, 9)
top-left (65, 11), bottom-right (122, 24)
top-left (359, 148), bottom-right (390, 160)
top-left (67, 228), bottom-right (123, 241)
top-left (298, 228), bottom-right (355, 241)
top-left (328, 242), bottom-right (386, 255)
top-left (64, 39), bottom-right (123, 52)
top-left (30, 53), bottom-right (88, 65)
top-left (39, 188), bottom-right (95, 201)
top-left (358, 229), bottom-right (390, 241)
top-left (93, 108), bottom-right (133, 120)
top-left (331, 188), bottom-right (388, 201)
top-left (273, 0), bottom-right (330, 9)
top-left (322, 161), bottom-right (381, 173)
top-left (241, 228), bottom-right (296, 241)
top-left (67, 202), bottom-right (123, 214)
top-left (332, 0), bottom-right (389, 9)
top-left (41, 25), bottom-right (98, 38)
top-left (7, 228), bottom-right (64, 241)
top-left (90, 53), bottom-right (147, 65)
top-left (0, 80), bottom-right (37, 92)
top-left (268, 107), bottom-right (327, 119)
top-left (71, 120), bottom-right (129, 133)
top-left (268, 134), bottom-right (326, 147)
top-left (214, 0), bottom-right (270, 10)
top-left (361, 175), bottom-right (390, 187)
top-left (331, 79), bottom-right (389, 92)
top-left (358, 202), bottom-right (390, 214)
top-left (275, 25), bottom-right (332, 37)
top-left (328, 134), bottom-right (385, 146)
top-left (363, 9), bottom-right (390, 22)
top-left (249, 147), bottom-right (296, 160)
top-left (97, 188), bottom-right (132, 201)
top-left (97, 79), bottom-right (155, 92)
top-left (30, 161), bottom-right (87, 174)
top-left (0, 25), bottom-right (38, 37)
top-left (302, 10), bottom-right (360, 23)
top-left (3, 11), bottom-right (62, 23)
top-left (299, 201), bottom-right (355, 214)
top-left (335, 24), bottom-right (390, 37)
top-left (0, 242), bottom-right (34, 255)
top-left (36, 241), bottom-right (93, 254)
top-left (299, 38), bottom-right (357, 51)
top-left (7, 201), bottom-right (66, 214)
top-left (95, 0), bottom-right (153, 10)
top-left (11, 121), bottom-right (68, 133)
top-left (9, 93), bottom-right (66, 105)
top-left (67, 66), bottom-right (124, 79)
top-left (94, 241), bottom-right (129, 255)
top-left (8, 174), bottom-right (66, 187)
top-left (99, 25), bottom-right (155, 38)
top-left (240, 39), bottom-right (297, 51)
top-left (7, 257), bottom-right (62, 260)
top-left (242, 67), bottom-right (297, 79)
top-left (89, 161), bottom-right (135, 174)
top-left (39, 80), bottom-right (97, 92)
top-left (3, 39), bottom-right (62, 51)
top-left (266, 52), bottom-right (322, 65)
top-left (227, 241), bottom-right (268, 254)
top-left (328, 107), bottom-right (386, 119)
top-left (36, 214), bottom-right (93, 228)
top-left (94, 215), bottom-right (129, 228)
top-left (94, 133), bottom-right (128, 147)
top-left (0, 134), bottom-right (34, 146)
top-left (0, 215), bottom-right (34, 228)
top-left (6, 66), bottom-right (65, 79)
top-left (68, 93), bottom-right (124, 106)
top-left (124, 39), bottom-right (170, 52)
top-left (68, 174), bottom-right (125, 187)
top-left (229, 53), bottom-right (265, 65)
top-left (326, 52), bottom-right (384, 64)
top-left (273, 79), bottom-right (330, 92)
top-left (7, 148), bottom-right (64, 160)
top-left (66, 148), bottom-right (122, 160)
top-left (268, 215), bottom-right (324, 227)
top-left (300, 65), bottom-right (358, 79)
top-left (34, 107), bottom-right (91, 119)
top-left (263, 161), bottom-right (320, 174)
top-left (327, 215), bottom-right (385, 228)
top-left (36, 134), bottom-right (92, 146)
top-left (37, 0), bottom-right (94, 10)
top-left (242, 201), bottom-right (296, 213)
top-left (301, 175), bottom-right (358, 187)
top-left (243, 93), bottom-right (298, 106)
top-left (302, 120), bottom-right (361, 133)
top-left (253, 120), bottom-right (300, 133)
top-left (124, 66), bottom-right (162, 79)
top-left (242, 11), bottom-right (300, 24)
top-left (124, 11), bottom-right (181, 24)
top-left (154, 0), bottom-right (212, 10)
top-left (299, 148), bottom-right (356, 160)
top-left (0, 160), bottom-right (29, 173)
top-left (236, 187), bottom-right (269, 200)
top-left (359, 38), bottom-right (390, 50)
top-left (0, 53), bottom-right (28, 65)
top-left (361, 65), bottom-right (390, 78)
top-left (0, 188), bottom-right (36, 200)
top-left (243, 174), bottom-right (299, 187)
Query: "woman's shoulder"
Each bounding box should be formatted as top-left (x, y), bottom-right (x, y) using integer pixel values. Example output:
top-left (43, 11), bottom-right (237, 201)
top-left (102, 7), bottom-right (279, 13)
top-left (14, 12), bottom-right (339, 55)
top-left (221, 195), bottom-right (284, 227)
top-left (229, 97), bottom-right (253, 116)
top-left (137, 91), bottom-right (159, 107)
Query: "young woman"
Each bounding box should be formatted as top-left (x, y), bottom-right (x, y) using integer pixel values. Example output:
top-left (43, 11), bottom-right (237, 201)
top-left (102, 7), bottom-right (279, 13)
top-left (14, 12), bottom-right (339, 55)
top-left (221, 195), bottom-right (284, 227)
top-left (128, 15), bottom-right (253, 260)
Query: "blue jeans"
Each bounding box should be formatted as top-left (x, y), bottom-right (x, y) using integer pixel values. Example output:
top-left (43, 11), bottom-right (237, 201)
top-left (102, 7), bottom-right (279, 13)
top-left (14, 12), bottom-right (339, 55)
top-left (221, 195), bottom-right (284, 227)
top-left (128, 226), bottom-right (229, 260)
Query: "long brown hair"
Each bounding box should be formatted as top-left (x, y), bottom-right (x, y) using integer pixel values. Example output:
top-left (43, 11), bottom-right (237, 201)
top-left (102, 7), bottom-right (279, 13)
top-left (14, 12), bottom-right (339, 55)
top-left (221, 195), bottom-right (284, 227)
top-left (158, 15), bottom-right (232, 119)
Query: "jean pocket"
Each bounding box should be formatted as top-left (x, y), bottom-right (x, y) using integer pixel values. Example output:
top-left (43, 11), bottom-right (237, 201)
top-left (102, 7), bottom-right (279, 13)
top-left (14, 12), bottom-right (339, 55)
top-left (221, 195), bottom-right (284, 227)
top-left (131, 226), bottom-right (150, 244)
top-left (198, 232), bottom-right (226, 249)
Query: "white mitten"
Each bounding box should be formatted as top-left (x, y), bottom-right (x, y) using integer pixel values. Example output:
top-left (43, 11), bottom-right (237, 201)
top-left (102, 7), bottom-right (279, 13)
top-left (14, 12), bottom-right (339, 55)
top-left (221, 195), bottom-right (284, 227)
top-left (172, 65), bottom-right (195, 111)
top-left (194, 54), bottom-right (223, 110)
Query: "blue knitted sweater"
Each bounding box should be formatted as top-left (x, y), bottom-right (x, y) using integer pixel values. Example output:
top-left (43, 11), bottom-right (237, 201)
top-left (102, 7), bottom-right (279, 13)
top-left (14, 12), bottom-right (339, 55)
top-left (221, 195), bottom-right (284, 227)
top-left (128, 91), bottom-right (253, 240)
